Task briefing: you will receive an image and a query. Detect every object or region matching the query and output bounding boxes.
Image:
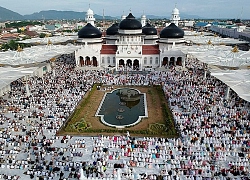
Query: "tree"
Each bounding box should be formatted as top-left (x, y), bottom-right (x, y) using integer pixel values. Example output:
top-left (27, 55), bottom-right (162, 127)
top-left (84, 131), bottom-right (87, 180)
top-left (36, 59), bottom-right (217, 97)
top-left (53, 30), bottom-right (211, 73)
top-left (0, 40), bottom-right (30, 51)
top-left (39, 33), bottom-right (46, 38)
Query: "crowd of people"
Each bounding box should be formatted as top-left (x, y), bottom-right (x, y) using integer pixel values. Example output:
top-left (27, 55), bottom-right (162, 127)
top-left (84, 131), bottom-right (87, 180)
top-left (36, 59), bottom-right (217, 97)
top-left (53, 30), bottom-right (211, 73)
top-left (0, 54), bottom-right (249, 180)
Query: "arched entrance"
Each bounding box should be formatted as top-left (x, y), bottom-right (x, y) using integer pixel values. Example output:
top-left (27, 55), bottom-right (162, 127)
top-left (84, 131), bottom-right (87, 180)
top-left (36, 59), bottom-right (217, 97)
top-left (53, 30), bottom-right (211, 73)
top-left (162, 57), bottom-right (168, 66)
top-left (126, 59), bottom-right (132, 68)
top-left (133, 59), bottom-right (139, 70)
top-left (169, 57), bottom-right (175, 66)
top-left (85, 56), bottom-right (91, 66)
top-left (92, 56), bottom-right (98, 67)
top-left (79, 56), bottom-right (84, 66)
top-left (176, 57), bottom-right (182, 66)
top-left (119, 59), bottom-right (125, 66)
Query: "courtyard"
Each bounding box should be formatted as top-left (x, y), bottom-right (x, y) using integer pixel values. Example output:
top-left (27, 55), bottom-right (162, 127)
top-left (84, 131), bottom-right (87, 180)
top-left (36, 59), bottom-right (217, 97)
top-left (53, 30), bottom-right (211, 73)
top-left (58, 85), bottom-right (178, 138)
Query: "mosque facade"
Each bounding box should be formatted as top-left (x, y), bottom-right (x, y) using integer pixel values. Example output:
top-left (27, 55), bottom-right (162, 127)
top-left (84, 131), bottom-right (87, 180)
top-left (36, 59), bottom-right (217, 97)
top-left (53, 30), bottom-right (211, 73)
top-left (75, 7), bottom-right (186, 71)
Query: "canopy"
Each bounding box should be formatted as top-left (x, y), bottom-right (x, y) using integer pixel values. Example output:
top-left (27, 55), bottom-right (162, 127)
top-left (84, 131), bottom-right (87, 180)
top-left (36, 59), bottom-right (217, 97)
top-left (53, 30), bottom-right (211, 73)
top-left (0, 44), bottom-right (81, 66)
top-left (175, 45), bottom-right (250, 68)
top-left (0, 66), bottom-right (38, 90)
top-left (211, 69), bottom-right (250, 102)
top-left (184, 31), bottom-right (248, 45)
top-left (19, 35), bottom-right (78, 45)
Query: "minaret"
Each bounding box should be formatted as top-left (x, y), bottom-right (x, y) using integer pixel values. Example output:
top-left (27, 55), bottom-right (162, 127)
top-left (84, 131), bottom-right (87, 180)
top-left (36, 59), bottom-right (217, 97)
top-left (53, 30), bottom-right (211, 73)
top-left (141, 12), bottom-right (146, 27)
top-left (85, 4), bottom-right (95, 26)
top-left (170, 4), bottom-right (180, 26)
top-left (121, 11), bottom-right (126, 20)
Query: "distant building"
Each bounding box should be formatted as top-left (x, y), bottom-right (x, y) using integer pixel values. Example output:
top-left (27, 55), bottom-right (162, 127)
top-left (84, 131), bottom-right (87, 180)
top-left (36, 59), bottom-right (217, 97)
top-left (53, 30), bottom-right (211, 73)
top-left (23, 31), bottom-right (39, 38)
top-left (85, 7), bottom-right (95, 26)
top-left (0, 22), bottom-right (6, 29)
top-left (170, 7), bottom-right (180, 26)
top-left (210, 23), bottom-right (250, 42)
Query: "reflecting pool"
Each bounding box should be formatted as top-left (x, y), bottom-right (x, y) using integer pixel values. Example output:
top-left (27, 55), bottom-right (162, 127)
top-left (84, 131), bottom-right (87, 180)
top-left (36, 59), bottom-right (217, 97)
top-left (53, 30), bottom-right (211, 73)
top-left (96, 88), bottom-right (148, 128)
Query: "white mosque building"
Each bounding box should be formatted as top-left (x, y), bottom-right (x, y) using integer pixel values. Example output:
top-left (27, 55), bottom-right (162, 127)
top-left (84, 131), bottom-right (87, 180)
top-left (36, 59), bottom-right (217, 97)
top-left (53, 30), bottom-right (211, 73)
top-left (75, 6), bottom-right (186, 71)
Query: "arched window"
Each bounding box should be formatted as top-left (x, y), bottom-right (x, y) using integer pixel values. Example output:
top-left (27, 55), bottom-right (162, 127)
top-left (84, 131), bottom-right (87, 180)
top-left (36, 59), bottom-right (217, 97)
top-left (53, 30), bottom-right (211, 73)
top-left (113, 57), bottom-right (116, 64)
top-left (150, 57), bottom-right (153, 64)
top-left (107, 57), bottom-right (110, 64)
top-left (155, 57), bottom-right (159, 64)
top-left (102, 57), bottom-right (105, 64)
top-left (144, 57), bottom-right (147, 64)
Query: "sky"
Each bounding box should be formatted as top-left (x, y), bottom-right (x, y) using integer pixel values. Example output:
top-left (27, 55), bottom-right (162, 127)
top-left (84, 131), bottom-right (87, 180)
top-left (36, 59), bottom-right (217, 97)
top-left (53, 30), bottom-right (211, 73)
top-left (0, 0), bottom-right (250, 19)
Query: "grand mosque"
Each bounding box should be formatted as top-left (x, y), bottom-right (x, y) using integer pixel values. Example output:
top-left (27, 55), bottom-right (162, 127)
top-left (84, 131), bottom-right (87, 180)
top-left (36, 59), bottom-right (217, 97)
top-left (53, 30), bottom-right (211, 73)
top-left (75, 7), bottom-right (186, 71)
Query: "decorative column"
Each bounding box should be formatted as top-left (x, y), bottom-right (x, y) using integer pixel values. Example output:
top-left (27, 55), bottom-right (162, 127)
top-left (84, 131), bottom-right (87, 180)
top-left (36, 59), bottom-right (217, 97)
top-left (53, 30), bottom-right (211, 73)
top-left (182, 56), bottom-right (186, 68)
top-left (26, 83), bottom-right (30, 97)
top-left (225, 86), bottom-right (230, 99)
top-left (204, 70), bottom-right (207, 79)
top-left (203, 64), bottom-right (208, 79)
top-left (25, 75), bottom-right (30, 97)
top-left (53, 69), bottom-right (56, 77)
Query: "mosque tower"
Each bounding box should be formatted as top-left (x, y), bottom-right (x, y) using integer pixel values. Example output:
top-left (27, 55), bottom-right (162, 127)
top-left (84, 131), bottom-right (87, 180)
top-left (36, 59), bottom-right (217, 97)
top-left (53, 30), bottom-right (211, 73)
top-left (121, 11), bottom-right (126, 20)
top-left (141, 13), bottom-right (147, 27)
top-left (170, 5), bottom-right (180, 26)
top-left (85, 5), bottom-right (96, 26)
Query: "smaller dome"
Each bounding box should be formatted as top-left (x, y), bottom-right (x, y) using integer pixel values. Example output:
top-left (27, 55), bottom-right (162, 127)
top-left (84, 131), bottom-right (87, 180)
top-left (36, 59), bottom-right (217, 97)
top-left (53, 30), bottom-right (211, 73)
top-left (78, 23), bottom-right (102, 38)
top-left (121, 15), bottom-right (126, 20)
top-left (160, 23), bottom-right (184, 38)
top-left (119, 13), bottom-right (142, 30)
top-left (106, 23), bottom-right (119, 35)
top-left (141, 14), bottom-right (146, 18)
top-left (87, 8), bottom-right (94, 15)
top-left (172, 7), bottom-right (179, 14)
top-left (142, 22), bottom-right (157, 35)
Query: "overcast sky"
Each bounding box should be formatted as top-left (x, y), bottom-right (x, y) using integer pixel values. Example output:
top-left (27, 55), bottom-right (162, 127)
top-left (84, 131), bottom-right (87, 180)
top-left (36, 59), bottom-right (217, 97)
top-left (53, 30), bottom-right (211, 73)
top-left (1, 0), bottom-right (249, 19)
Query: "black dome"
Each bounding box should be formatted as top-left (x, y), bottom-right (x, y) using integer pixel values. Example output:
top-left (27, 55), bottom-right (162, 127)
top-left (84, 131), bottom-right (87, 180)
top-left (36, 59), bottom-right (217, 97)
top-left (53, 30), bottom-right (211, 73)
top-left (142, 22), bottom-right (157, 35)
top-left (119, 13), bottom-right (142, 30)
top-left (78, 23), bottom-right (102, 38)
top-left (106, 23), bottom-right (119, 35)
top-left (160, 23), bottom-right (184, 38)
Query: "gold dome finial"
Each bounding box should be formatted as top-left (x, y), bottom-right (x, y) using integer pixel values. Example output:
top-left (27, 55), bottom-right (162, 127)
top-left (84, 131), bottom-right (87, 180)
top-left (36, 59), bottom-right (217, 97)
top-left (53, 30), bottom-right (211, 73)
top-left (207, 40), bottom-right (212, 45)
top-left (17, 44), bottom-right (23, 52)
top-left (47, 39), bottom-right (52, 45)
top-left (50, 57), bottom-right (56, 62)
top-left (214, 34), bottom-right (218, 37)
top-left (232, 46), bottom-right (239, 53)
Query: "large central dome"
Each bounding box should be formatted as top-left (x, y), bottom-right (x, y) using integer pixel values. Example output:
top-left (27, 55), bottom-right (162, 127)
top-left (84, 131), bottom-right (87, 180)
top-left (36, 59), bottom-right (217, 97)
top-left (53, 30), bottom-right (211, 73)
top-left (119, 13), bottom-right (142, 30)
top-left (78, 23), bottom-right (102, 38)
top-left (160, 23), bottom-right (184, 38)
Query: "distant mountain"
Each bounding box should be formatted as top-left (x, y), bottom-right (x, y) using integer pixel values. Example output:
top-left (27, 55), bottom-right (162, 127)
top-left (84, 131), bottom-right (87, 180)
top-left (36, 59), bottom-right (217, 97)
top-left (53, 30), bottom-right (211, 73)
top-left (180, 13), bottom-right (204, 19)
top-left (0, 6), bottom-right (203, 21)
top-left (0, 6), bottom-right (24, 21)
top-left (23, 10), bottom-right (115, 20)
